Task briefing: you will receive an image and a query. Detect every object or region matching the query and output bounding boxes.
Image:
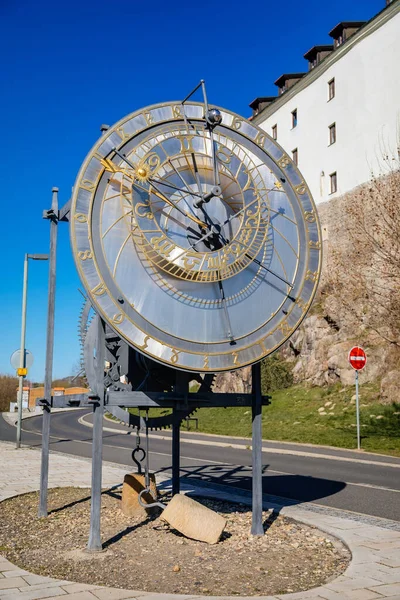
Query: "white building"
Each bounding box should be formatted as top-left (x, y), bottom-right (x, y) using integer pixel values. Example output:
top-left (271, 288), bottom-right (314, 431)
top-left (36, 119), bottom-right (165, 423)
top-left (250, 0), bottom-right (400, 205)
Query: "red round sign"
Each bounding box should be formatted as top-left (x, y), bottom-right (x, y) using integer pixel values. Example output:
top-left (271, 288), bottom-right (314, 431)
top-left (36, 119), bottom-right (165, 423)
top-left (348, 346), bottom-right (367, 371)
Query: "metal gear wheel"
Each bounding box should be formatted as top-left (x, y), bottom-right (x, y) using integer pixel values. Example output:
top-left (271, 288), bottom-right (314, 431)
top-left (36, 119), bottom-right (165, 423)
top-left (79, 298), bottom-right (216, 430)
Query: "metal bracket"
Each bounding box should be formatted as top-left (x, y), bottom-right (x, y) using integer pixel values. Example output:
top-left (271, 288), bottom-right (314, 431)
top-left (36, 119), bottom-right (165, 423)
top-left (42, 209), bottom-right (58, 223)
top-left (58, 198), bottom-right (71, 222)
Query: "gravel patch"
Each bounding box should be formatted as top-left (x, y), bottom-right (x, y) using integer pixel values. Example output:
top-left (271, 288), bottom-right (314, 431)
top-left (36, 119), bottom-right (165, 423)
top-left (0, 487), bottom-right (350, 596)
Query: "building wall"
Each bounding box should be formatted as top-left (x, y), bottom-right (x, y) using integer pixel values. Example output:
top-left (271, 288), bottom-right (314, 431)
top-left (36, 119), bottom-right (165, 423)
top-left (28, 386), bottom-right (88, 409)
top-left (255, 8), bottom-right (400, 205)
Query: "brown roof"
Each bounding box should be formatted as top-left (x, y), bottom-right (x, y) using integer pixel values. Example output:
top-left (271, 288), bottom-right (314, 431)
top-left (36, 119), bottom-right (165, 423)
top-left (249, 96), bottom-right (276, 109)
top-left (303, 44), bottom-right (334, 60)
top-left (329, 21), bottom-right (366, 38)
top-left (274, 73), bottom-right (306, 87)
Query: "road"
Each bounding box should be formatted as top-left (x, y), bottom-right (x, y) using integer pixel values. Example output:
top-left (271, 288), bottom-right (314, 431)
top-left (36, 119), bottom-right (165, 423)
top-left (1, 409), bottom-right (399, 522)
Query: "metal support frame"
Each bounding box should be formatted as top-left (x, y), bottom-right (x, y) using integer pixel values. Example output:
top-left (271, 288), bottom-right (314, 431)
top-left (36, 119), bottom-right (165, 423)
top-left (172, 413), bottom-right (180, 495)
top-left (38, 188), bottom-right (58, 518)
top-left (251, 361), bottom-right (264, 536)
top-left (87, 315), bottom-right (106, 552)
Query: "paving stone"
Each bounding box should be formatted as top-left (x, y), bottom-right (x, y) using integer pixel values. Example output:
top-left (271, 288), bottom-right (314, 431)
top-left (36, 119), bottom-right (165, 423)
top-left (19, 582), bottom-right (76, 593)
top-left (378, 559), bottom-right (400, 569)
top-left (368, 583), bottom-right (400, 596)
top-left (22, 576), bottom-right (62, 586)
top-left (46, 593), bottom-right (98, 600)
top-left (326, 576), bottom-right (385, 592)
top-left (2, 568), bottom-right (30, 577)
top-left (276, 590), bottom-right (324, 599)
top-left (0, 586), bottom-right (66, 599)
top-left (61, 584), bottom-right (103, 594)
top-left (0, 576), bottom-right (27, 589)
top-left (92, 590), bottom-right (148, 599)
top-left (341, 590), bottom-right (387, 599)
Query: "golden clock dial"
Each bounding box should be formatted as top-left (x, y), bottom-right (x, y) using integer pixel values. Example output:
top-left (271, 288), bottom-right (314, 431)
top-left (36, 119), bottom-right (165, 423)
top-left (70, 102), bottom-right (322, 372)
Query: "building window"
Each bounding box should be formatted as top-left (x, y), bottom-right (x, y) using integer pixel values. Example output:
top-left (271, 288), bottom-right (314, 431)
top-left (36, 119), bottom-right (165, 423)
top-left (330, 172), bottom-right (337, 194)
top-left (329, 123), bottom-right (336, 145)
top-left (291, 109), bottom-right (298, 128)
top-left (328, 78), bottom-right (335, 100)
top-left (292, 148), bottom-right (298, 165)
top-left (272, 124), bottom-right (277, 140)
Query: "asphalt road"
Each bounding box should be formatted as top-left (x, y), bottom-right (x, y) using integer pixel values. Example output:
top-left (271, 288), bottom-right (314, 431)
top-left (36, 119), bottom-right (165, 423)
top-left (1, 409), bottom-right (400, 522)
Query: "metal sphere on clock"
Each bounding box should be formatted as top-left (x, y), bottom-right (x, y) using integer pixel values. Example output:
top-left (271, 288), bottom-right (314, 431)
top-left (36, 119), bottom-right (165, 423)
top-left (70, 100), bottom-right (322, 373)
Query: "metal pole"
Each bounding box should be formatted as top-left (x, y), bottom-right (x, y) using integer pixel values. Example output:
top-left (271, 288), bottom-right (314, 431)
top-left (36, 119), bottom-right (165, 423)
top-left (355, 369), bottom-right (361, 450)
top-left (87, 315), bottom-right (105, 552)
top-left (172, 412), bottom-right (181, 495)
top-left (251, 361), bottom-right (264, 536)
top-left (16, 254), bottom-right (29, 449)
top-left (38, 188), bottom-right (58, 517)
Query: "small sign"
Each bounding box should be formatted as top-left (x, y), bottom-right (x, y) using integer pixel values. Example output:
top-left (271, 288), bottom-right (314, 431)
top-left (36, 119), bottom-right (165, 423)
top-left (17, 367), bottom-right (27, 377)
top-left (10, 349), bottom-right (34, 370)
top-left (348, 346), bottom-right (367, 371)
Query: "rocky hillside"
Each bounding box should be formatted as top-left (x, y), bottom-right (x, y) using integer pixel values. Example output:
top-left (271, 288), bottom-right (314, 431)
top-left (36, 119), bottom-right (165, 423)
top-left (216, 171), bottom-right (400, 404)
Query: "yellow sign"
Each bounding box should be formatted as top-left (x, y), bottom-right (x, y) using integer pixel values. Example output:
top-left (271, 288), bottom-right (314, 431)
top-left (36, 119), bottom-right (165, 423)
top-left (17, 368), bottom-right (27, 377)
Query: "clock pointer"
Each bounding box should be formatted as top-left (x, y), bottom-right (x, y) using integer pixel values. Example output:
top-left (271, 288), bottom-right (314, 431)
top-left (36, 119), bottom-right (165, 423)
top-left (245, 253), bottom-right (294, 290)
top-left (148, 180), bottom-right (207, 228)
top-left (217, 278), bottom-right (236, 345)
top-left (111, 148), bottom-right (207, 229)
top-left (112, 148), bottom-right (203, 198)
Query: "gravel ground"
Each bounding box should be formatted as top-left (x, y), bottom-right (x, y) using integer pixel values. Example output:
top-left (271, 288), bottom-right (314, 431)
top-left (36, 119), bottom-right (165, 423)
top-left (0, 487), bottom-right (350, 596)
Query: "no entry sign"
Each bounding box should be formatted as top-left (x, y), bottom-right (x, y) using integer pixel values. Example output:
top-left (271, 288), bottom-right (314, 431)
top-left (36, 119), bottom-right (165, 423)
top-left (348, 346), bottom-right (367, 371)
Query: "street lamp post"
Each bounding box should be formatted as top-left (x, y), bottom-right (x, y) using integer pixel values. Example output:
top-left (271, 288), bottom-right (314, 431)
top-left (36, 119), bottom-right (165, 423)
top-left (16, 253), bottom-right (49, 449)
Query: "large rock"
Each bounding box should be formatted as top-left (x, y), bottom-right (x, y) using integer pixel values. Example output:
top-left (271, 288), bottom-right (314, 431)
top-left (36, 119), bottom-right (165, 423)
top-left (380, 370), bottom-right (400, 405)
top-left (213, 366), bottom-right (251, 393)
top-left (121, 473), bottom-right (157, 517)
top-left (161, 494), bottom-right (226, 544)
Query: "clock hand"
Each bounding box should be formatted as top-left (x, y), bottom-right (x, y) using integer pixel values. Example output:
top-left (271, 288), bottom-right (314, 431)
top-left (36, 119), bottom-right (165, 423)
top-left (112, 148), bottom-right (207, 228)
top-left (167, 159), bottom-right (198, 197)
top-left (244, 253), bottom-right (294, 289)
top-left (172, 224), bottom-right (219, 263)
top-left (190, 151), bottom-right (203, 196)
top-left (112, 148), bottom-right (203, 198)
top-left (148, 177), bottom-right (202, 198)
top-left (146, 180), bottom-right (207, 229)
top-left (208, 127), bottom-right (220, 189)
top-left (217, 278), bottom-right (236, 345)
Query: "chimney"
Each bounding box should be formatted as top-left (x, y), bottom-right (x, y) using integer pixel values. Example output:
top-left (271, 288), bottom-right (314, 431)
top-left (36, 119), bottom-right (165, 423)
top-left (274, 73), bottom-right (306, 95)
top-left (303, 45), bottom-right (334, 71)
top-left (249, 96), bottom-right (277, 117)
top-left (329, 21), bottom-right (366, 48)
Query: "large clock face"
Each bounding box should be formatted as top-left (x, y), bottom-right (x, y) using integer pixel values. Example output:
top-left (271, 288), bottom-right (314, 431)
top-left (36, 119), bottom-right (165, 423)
top-left (71, 101), bottom-right (321, 372)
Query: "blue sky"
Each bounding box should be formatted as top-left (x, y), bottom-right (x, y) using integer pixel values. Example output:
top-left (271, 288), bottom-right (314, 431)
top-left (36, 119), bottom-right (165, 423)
top-left (1, 0), bottom-right (382, 382)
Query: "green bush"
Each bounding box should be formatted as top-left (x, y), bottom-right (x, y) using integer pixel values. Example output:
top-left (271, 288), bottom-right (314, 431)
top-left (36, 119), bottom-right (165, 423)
top-left (261, 354), bottom-right (293, 394)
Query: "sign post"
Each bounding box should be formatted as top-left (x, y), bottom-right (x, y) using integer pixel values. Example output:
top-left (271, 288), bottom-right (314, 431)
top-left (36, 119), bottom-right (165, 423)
top-left (10, 348), bottom-right (34, 447)
top-left (348, 346), bottom-right (367, 450)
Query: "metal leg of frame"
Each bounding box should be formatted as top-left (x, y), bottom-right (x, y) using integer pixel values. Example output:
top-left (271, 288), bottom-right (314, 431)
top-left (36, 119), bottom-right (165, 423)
top-left (87, 315), bottom-right (105, 552)
top-left (251, 361), bottom-right (264, 536)
top-left (172, 411), bottom-right (181, 495)
top-left (38, 188), bottom-right (58, 518)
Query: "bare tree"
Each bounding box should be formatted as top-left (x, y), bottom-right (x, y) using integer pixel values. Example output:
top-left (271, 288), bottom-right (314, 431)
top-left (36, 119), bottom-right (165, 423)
top-left (0, 374), bottom-right (19, 412)
top-left (326, 157), bottom-right (400, 346)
